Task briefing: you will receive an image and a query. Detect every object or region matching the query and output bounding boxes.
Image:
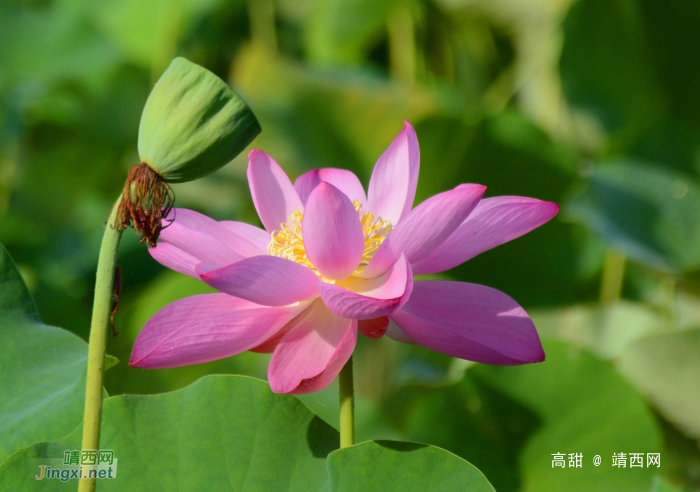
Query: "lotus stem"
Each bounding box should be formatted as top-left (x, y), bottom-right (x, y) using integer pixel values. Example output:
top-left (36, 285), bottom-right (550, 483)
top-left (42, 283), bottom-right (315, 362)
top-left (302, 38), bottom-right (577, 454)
top-left (78, 196), bottom-right (123, 492)
top-left (339, 355), bottom-right (355, 448)
top-left (600, 250), bottom-right (626, 303)
top-left (248, 0), bottom-right (277, 52)
top-left (388, 7), bottom-right (416, 85)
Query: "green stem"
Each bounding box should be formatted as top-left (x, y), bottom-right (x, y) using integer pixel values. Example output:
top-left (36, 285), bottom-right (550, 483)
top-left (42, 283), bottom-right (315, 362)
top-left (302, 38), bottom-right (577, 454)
top-left (78, 196), bottom-right (123, 492)
top-left (600, 250), bottom-right (626, 304)
top-left (248, 0), bottom-right (277, 52)
top-left (662, 274), bottom-right (676, 322)
top-left (387, 7), bottom-right (416, 85)
top-left (339, 356), bottom-right (355, 449)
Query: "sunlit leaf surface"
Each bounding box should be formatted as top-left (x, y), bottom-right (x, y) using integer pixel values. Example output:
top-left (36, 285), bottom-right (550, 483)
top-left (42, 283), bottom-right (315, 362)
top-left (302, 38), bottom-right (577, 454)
top-left (0, 245), bottom-right (88, 465)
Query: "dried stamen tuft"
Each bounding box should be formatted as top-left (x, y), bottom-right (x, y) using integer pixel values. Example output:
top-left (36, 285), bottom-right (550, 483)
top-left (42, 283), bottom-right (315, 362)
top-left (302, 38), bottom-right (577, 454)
top-left (116, 163), bottom-right (175, 247)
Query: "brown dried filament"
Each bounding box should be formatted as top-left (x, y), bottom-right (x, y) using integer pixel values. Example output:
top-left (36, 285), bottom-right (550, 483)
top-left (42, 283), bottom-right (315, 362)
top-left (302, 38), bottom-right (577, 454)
top-left (116, 163), bottom-right (175, 247)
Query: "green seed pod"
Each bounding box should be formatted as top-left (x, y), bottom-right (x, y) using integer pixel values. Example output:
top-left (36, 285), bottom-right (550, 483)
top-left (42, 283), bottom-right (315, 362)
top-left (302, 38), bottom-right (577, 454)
top-left (117, 58), bottom-right (261, 247)
top-left (138, 57), bottom-right (261, 183)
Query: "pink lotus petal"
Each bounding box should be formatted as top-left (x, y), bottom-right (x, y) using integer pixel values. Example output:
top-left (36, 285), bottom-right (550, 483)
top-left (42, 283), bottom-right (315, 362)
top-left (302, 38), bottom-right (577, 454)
top-left (318, 255), bottom-right (413, 319)
top-left (248, 320), bottom-right (295, 353)
top-left (367, 121), bottom-right (420, 225)
top-left (412, 196), bottom-right (559, 275)
top-left (198, 255), bottom-right (320, 306)
top-left (303, 182), bottom-right (365, 281)
top-left (196, 262), bottom-right (222, 275)
top-left (149, 242), bottom-right (200, 278)
top-left (390, 281), bottom-right (545, 365)
top-left (152, 208), bottom-right (266, 278)
top-left (219, 221), bottom-right (271, 253)
top-left (360, 184), bottom-right (486, 278)
top-left (248, 150), bottom-right (303, 233)
top-left (268, 299), bottom-right (357, 394)
top-left (158, 209), bottom-right (246, 268)
top-left (166, 208), bottom-right (264, 259)
top-left (385, 318), bottom-right (416, 344)
top-left (129, 294), bottom-right (305, 369)
top-left (288, 336), bottom-right (354, 394)
top-left (295, 168), bottom-right (367, 207)
top-left (358, 316), bottom-right (389, 339)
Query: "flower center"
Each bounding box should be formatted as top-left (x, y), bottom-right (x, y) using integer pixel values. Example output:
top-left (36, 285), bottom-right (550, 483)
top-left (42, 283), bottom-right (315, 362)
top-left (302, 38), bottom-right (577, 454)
top-left (267, 200), bottom-right (393, 279)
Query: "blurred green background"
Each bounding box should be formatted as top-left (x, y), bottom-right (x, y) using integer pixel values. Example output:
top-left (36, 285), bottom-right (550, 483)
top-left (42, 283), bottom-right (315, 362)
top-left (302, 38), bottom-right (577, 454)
top-left (1, 0), bottom-right (700, 490)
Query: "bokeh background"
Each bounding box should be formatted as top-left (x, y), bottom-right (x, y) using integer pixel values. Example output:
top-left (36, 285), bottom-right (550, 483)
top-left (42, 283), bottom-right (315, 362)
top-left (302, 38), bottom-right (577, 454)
top-left (2, 0), bottom-right (700, 490)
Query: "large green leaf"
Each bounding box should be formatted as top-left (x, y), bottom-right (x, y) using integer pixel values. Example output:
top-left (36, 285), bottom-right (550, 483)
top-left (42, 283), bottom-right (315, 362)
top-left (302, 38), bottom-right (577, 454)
top-left (0, 245), bottom-right (88, 465)
top-left (0, 375), bottom-right (494, 492)
top-left (477, 341), bottom-right (663, 492)
top-left (296, 380), bottom-right (405, 444)
top-left (327, 441), bottom-right (495, 491)
top-left (138, 57), bottom-right (261, 183)
top-left (565, 161), bottom-right (700, 272)
top-left (0, 375), bottom-right (338, 491)
top-left (618, 328), bottom-right (700, 439)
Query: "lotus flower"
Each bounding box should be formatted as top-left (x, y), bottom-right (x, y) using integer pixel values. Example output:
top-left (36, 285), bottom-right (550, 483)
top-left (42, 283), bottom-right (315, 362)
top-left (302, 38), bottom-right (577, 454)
top-left (130, 122), bottom-right (559, 394)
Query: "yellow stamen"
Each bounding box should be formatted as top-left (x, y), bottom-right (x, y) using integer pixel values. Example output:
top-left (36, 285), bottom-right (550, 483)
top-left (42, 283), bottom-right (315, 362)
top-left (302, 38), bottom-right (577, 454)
top-left (355, 201), bottom-right (393, 270)
top-left (267, 209), bottom-right (313, 269)
top-left (267, 200), bottom-right (393, 279)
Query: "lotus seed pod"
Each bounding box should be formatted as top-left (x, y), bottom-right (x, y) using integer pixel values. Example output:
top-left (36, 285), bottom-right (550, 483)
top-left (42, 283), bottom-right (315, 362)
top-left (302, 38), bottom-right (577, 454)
top-left (137, 57), bottom-right (261, 183)
top-left (116, 58), bottom-right (261, 247)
